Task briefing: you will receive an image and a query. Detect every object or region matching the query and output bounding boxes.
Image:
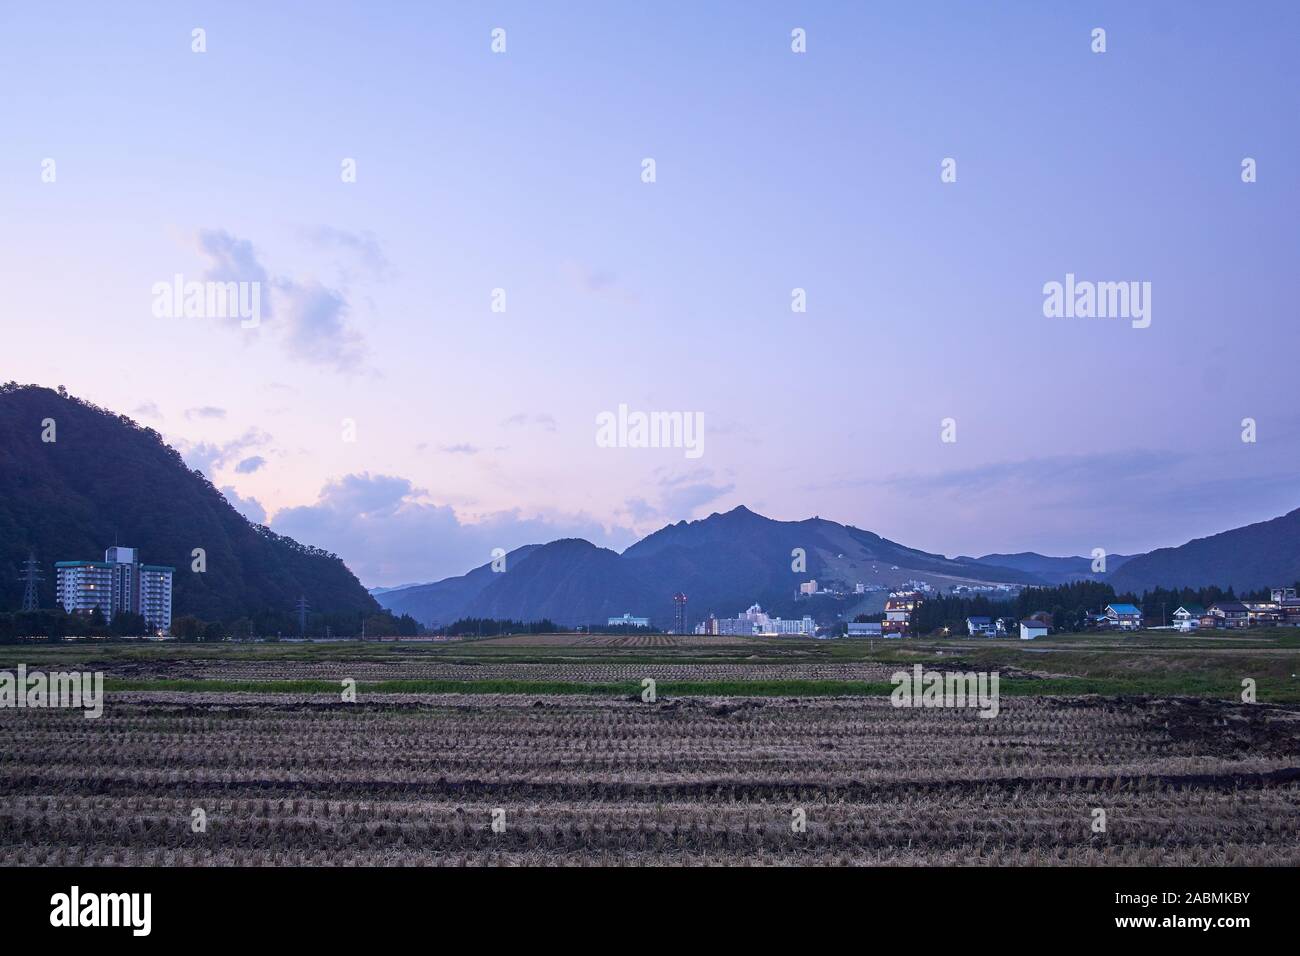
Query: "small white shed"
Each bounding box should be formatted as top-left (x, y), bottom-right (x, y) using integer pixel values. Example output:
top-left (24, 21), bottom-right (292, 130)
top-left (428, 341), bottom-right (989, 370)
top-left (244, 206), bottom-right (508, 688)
top-left (1019, 620), bottom-right (1048, 640)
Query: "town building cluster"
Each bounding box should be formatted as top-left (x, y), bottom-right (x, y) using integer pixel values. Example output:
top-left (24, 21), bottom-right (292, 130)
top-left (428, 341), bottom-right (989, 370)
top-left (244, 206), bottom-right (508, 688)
top-left (695, 603), bottom-right (816, 636)
top-left (618, 584), bottom-right (1300, 641)
top-left (955, 588), bottom-right (1300, 641)
top-left (1170, 588), bottom-right (1300, 631)
top-left (843, 589), bottom-right (925, 638)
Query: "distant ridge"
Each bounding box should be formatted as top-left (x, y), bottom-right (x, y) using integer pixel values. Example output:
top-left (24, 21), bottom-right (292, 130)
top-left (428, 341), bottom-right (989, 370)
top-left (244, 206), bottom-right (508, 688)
top-left (1108, 508), bottom-right (1300, 593)
top-left (962, 551), bottom-right (1134, 585)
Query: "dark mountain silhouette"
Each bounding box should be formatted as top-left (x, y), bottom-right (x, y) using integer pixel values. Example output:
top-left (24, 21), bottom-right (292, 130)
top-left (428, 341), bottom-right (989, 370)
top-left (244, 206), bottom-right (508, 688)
top-left (377, 505), bottom-right (1043, 628)
top-left (462, 539), bottom-right (655, 625)
top-left (961, 551), bottom-right (1134, 585)
top-left (0, 383), bottom-right (378, 621)
top-left (375, 544), bottom-right (543, 626)
top-left (1107, 508), bottom-right (1300, 594)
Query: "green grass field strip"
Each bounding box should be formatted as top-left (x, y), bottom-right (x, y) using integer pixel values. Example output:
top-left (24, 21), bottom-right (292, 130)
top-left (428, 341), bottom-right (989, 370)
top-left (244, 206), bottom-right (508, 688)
top-left (102, 675), bottom-right (1300, 701)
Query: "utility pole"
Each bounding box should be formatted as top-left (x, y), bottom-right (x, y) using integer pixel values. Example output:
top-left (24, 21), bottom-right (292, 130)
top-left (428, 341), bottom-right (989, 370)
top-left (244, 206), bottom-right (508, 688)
top-left (19, 552), bottom-right (42, 612)
top-left (296, 595), bottom-right (309, 639)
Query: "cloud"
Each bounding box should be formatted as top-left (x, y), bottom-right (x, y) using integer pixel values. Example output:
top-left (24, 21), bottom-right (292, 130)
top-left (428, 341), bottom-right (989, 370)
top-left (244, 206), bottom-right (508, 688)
top-left (270, 472), bottom-right (635, 586)
top-left (502, 412), bottom-right (558, 432)
top-left (659, 477), bottom-right (735, 516)
top-left (559, 260), bottom-right (637, 303)
top-left (221, 485), bottom-right (267, 525)
top-left (192, 228), bottom-right (367, 371)
top-left (185, 406), bottom-right (227, 421)
top-left (132, 402), bottom-right (162, 420)
top-left (709, 420), bottom-right (762, 445)
top-left (301, 226), bottom-right (389, 278)
top-left (624, 469), bottom-right (734, 523)
top-left (197, 229), bottom-right (271, 295)
top-left (235, 455), bottom-right (267, 474)
top-left (810, 445), bottom-right (1300, 557)
top-left (177, 428), bottom-right (272, 477)
top-left (440, 443), bottom-right (480, 455)
top-left (275, 279), bottom-right (365, 371)
top-left (864, 450), bottom-right (1180, 503)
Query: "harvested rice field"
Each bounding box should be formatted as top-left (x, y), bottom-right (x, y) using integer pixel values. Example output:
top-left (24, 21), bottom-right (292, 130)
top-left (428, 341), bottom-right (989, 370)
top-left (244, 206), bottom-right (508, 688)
top-left (2, 634), bottom-right (1299, 865)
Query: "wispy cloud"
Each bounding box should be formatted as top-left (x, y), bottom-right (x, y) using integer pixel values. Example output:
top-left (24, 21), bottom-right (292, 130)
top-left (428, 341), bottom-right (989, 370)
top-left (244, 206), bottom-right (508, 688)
top-left (559, 260), bottom-right (637, 303)
top-left (624, 468), bottom-right (734, 523)
top-left (193, 228), bottom-right (367, 372)
top-left (812, 447), bottom-right (1300, 557)
top-left (862, 450), bottom-right (1182, 502)
top-left (502, 412), bottom-right (558, 432)
top-left (184, 405), bottom-right (227, 421)
top-left (301, 226), bottom-right (389, 279)
top-left (177, 428), bottom-right (272, 478)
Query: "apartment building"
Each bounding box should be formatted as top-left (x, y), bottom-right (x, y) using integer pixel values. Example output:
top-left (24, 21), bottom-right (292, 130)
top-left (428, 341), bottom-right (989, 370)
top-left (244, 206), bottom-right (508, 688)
top-left (56, 547), bottom-right (174, 635)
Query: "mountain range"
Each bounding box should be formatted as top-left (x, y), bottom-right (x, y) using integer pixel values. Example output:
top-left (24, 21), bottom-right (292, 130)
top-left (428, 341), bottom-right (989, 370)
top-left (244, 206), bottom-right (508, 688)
top-left (377, 505), bottom-right (1300, 628)
top-left (376, 507), bottom-right (1106, 628)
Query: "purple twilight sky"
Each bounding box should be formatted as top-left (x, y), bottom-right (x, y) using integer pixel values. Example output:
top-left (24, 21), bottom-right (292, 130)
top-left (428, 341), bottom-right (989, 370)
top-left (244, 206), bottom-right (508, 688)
top-left (2, 1), bottom-right (1297, 585)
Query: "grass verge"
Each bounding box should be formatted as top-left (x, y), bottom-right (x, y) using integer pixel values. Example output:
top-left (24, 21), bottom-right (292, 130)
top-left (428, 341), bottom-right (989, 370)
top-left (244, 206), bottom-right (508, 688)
top-left (103, 676), bottom-right (1300, 702)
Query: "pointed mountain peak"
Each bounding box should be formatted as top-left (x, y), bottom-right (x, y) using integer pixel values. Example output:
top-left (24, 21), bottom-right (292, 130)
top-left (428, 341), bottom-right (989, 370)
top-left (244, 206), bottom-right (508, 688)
top-left (710, 504), bottom-right (763, 522)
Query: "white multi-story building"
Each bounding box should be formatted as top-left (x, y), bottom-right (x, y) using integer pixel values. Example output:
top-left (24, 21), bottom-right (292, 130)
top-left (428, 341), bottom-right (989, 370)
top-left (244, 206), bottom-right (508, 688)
top-left (703, 604), bottom-right (816, 636)
top-left (761, 615), bottom-right (816, 636)
top-left (54, 561), bottom-right (115, 618)
top-left (607, 613), bottom-right (649, 628)
top-left (56, 547), bottom-right (173, 635)
top-left (138, 565), bottom-right (174, 633)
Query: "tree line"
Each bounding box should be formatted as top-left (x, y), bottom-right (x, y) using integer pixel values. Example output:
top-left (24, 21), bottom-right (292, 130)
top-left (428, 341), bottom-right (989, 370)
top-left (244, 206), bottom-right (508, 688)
top-left (439, 617), bottom-right (561, 637)
top-left (0, 606), bottom-right (422, 643)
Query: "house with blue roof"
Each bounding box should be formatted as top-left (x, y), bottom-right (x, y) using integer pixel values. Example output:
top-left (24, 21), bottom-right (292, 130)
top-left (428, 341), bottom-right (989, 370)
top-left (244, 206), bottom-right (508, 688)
top-left (1104, 603), bottom-right (1143, 631)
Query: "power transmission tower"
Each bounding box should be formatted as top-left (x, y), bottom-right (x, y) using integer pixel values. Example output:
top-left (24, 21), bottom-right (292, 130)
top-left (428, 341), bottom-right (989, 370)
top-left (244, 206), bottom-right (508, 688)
top-left (296, 595), bottom-right (310, 638)
top-left (19, 552), bottom-right (42, 612)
